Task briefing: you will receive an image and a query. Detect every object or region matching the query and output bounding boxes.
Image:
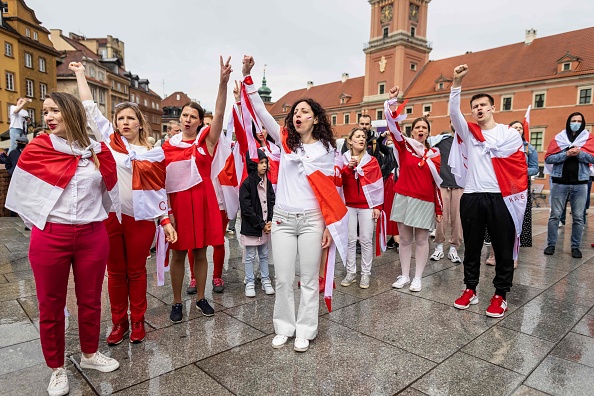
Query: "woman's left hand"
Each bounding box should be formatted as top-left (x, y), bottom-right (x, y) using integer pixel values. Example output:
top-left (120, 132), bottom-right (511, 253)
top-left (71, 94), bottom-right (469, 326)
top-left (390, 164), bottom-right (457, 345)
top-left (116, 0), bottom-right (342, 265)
top-left (163, 223), bottom-right (178, 243)
top-left (372, 209), bottom-right (381, 220)
top-left (436, 215), bottom-right (443, 223)
top-left (321, 228), bottom-right (332, 249)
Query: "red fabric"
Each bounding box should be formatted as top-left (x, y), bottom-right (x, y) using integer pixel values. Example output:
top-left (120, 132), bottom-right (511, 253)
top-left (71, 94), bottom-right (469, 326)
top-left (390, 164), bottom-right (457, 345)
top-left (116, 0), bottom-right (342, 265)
top-left (29, 222), bottom-right (109, 368)
top-left (341, 164), bottom-right (382, 209)
top-left (384, 177), bottom-right (399, 235)
top-left (105, 213), bottom-right (155, 325)
top-left (18, 133), bottom-right (117, 191)
top-left (393, 140), bottom-right (443, 215)
top-left (169, 140), bottom-right (224, 250)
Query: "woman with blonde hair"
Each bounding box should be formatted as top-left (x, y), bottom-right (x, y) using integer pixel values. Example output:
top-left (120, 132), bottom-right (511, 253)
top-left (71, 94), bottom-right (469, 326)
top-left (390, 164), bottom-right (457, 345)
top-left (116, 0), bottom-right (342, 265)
top-left (71, 62), bottom-right (177, 346)
top-left (340, 127), bottom-right (383, 289)
top-left (6, 91), bottom-right (121, 396)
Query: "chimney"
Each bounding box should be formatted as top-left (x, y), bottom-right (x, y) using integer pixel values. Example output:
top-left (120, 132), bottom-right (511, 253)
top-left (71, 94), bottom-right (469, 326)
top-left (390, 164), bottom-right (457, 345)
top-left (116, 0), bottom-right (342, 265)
top-left (525, 28), bottom-right (537, 45)
top-left (341, 73), bottom-right (349, 83)
top-left (307, 81), bottom-right (314, 90)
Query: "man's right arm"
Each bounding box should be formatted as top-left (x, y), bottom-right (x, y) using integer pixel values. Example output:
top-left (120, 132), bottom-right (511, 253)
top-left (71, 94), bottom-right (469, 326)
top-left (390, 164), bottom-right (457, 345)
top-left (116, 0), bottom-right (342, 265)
top-left (449, 65), bottom-right (471, 142)
top-left (11, 99), bottom-right (27, 114)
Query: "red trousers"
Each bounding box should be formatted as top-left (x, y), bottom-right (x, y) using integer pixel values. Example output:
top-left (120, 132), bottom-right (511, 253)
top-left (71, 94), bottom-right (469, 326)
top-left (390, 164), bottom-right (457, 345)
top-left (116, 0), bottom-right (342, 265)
top-left (105, 213), bottom-right (155, 325)
top-left (29, 222), bottom-right (109, 369)
top-left (189, 210), bottom-right (228, 279)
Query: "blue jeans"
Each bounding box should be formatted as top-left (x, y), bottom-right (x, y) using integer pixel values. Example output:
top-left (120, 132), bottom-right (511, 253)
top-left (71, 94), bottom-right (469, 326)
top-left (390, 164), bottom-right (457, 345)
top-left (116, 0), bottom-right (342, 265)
top-left (547, 183), bottom-right (587, 248)
top-left (244, 244), bottom-right (269, 284)
top-left (9, 128), bottom-right (25, 154)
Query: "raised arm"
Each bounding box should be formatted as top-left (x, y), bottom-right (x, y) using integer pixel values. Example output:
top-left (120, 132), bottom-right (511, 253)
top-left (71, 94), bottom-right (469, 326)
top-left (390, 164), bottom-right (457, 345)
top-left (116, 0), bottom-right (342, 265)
top-left (206, 56), bottom-right (232, 154)
top-left (69, 62), bottom-right (112, 142)
top-left (69, 62), bottom-right (93, 102)
top-left (12, 98), bottom-right (28, 114)
top-left (449, 65), bottom-right (471, 142)
top-left (242, 55), bottom-right (281, 143)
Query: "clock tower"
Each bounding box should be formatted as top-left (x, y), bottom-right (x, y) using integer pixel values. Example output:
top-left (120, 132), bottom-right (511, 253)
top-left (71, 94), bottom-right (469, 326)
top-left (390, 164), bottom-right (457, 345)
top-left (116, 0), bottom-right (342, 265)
top-left (363, 0), bottom-right (432, 114)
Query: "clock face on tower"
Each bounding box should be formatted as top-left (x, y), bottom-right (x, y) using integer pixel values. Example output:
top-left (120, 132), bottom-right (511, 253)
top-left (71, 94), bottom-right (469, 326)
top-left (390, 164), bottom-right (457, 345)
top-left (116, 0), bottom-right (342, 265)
top-left (380, 4), bottom-right (394, 23)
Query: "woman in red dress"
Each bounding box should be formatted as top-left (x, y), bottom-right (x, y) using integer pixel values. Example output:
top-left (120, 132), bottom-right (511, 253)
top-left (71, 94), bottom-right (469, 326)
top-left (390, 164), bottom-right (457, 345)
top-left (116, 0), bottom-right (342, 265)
top-left (163, 56), bottom-right (232, 322)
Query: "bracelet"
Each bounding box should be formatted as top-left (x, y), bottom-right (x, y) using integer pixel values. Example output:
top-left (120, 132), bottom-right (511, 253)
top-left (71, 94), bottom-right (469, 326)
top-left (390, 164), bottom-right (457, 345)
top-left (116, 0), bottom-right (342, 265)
top-left (160, 218), bottom-right (171, 227)
top-left (168, 209), bottom-right (173, 215)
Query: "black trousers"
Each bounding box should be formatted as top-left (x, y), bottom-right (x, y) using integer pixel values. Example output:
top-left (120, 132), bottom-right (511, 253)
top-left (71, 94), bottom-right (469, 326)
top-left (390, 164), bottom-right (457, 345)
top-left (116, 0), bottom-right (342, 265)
top-left (460, 193), bottom-right (515, 292)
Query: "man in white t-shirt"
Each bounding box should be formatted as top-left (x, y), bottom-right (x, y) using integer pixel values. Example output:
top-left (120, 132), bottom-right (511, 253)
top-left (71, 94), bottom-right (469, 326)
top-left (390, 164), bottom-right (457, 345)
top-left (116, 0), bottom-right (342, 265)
top-left (9, 98), bottom-right (30, 153)
top-left (449, 64), bottom-right (526, 319)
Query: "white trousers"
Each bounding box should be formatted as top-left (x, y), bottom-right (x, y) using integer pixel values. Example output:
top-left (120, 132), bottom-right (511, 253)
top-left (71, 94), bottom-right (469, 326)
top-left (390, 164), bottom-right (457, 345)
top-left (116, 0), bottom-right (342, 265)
top-left (346, 207), bottom-right (375, 275)
top-left (271, 208), bottom-right (324, 340)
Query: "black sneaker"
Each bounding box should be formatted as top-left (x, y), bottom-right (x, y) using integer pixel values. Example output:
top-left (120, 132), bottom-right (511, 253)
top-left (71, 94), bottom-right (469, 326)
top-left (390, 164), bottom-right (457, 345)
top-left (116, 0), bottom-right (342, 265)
top-left (170, 303), bottom-right (183, 323)
top-left (150, 246), bottom-right (157, 253)
top-left (387, 237), bottom-right (395, 249)
top-left (196, 298), bottom-right (214, 316)
top-left (544, 246), bottom-right (555, 255)
top-left (572, 248), bottom-right (582, 258)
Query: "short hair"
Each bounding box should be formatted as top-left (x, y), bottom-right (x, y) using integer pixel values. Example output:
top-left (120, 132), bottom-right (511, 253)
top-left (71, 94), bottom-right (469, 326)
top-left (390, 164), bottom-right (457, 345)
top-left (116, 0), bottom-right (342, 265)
top-left (358, 114), bottom-right (372, 123)
top-left (470, 93), bottom-right (494, 107)
top-left (167, 120), bottom-right (180, 131)
top-left (203, 112), bottom-right (213, 119)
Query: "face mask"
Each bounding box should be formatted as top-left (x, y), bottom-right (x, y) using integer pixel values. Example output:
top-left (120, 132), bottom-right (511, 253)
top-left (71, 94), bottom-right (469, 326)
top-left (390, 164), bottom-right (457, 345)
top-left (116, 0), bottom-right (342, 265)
top-left (570, 122), bottom-right (582, 132)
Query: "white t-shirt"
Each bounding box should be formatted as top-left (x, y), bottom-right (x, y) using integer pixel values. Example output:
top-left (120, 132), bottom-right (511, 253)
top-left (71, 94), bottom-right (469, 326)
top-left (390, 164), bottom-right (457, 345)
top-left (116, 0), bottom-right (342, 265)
top-left (9, 106), bottom-right (28, 130)
top-left (112, 143), bottom-right (148, 217)
top-left (276, 140), bottom-right (333, 212)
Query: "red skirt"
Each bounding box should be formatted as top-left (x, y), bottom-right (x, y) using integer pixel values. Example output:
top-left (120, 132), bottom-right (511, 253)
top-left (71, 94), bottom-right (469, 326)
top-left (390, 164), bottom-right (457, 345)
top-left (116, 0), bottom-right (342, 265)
top-left (384, 177), bottom-right (399, 236)
top-left (169, 179), bottom-right (224, 250)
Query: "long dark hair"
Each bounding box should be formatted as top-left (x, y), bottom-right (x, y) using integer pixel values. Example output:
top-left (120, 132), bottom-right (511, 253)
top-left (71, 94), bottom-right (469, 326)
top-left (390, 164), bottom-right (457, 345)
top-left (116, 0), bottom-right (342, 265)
top-left (283, 99), bottom-right (336, 152)
top-left (509, 120), bottom-right (525, 141)
top-left (252, 122), bottom-right (274, 145)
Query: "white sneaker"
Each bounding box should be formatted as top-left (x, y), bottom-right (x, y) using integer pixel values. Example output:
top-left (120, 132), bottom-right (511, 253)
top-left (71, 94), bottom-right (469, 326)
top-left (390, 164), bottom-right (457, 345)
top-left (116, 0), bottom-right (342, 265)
top-left (391, 275), bottom-right (410, 289)
top-left (47, 367), bottom-right (69, 396)
top-left (294, 337), bottom-right (309, 352)
top-left (340, 272), bottom-right (357, 287)
top-left (80, 351), bottom-right (119, 373)
top-left (409, 277), bottom-right (422, 292)
top-left (272, 334), bottom-right (289, 348)
top-left (262, 279), bottom-right (275, 295)
top-left (359, 273), bottom-right (370, 289)
top-left (448, 248), bottom-right (462, 263)
top-left (430, 248), bottom-right (444, 261)
top-left (245, 282), bottom-right (256, 298)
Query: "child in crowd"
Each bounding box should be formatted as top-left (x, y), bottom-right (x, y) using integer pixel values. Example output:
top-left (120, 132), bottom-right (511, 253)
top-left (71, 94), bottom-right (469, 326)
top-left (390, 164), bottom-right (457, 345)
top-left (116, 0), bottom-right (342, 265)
top-left (239, 150), bottom-right (275, 297)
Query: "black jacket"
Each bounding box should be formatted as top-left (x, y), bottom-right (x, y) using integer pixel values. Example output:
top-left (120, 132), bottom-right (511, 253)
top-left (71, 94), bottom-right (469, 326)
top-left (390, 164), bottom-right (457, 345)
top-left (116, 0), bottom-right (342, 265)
top-left (239, 152), bottom-right (275, 237)
top-left (5, 148), bottom-right (23, 176)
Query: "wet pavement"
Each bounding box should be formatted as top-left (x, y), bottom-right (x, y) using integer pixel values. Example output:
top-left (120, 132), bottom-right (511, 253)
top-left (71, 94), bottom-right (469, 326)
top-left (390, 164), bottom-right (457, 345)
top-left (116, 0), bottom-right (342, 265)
top-left (0, 208), bottom-right (593, 395)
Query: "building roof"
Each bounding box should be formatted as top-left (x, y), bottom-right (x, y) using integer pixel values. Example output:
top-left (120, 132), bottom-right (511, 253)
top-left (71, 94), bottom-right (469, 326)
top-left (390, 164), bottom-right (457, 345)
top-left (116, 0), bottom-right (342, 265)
top-left (405, 26), bottom-right (594, 98)
top-left (55, 33), bottom-right (102, 77)
top-left (269, 76), bottom-right (365, 116)
top-left (162, 91), bottom-right (192, 108)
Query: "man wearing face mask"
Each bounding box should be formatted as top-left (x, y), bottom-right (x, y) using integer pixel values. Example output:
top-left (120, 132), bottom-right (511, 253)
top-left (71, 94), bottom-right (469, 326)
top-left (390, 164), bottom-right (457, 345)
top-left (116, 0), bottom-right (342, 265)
top-left (544, 112), bottom-right (594, 258)
top-left (5, 136), bottom-right (28, 176)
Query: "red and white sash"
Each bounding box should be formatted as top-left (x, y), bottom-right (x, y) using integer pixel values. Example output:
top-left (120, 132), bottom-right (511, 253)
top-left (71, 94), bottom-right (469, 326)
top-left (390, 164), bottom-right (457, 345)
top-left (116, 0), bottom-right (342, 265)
top-left (162, 127), bottom-right (210, 193)
top-left (545, 129), bottom-right (594, 174)
top-left (5, 133), bottom-right (119, 230)
top-left (384, 98), bottom-right (443, 187)
top-left (449, 123), bottom-right (528, 259)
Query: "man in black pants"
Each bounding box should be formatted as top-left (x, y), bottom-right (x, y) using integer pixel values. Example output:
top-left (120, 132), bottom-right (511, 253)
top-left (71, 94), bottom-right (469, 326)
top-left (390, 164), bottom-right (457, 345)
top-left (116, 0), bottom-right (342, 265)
top-left (448, 64), bottom-right (527, 318)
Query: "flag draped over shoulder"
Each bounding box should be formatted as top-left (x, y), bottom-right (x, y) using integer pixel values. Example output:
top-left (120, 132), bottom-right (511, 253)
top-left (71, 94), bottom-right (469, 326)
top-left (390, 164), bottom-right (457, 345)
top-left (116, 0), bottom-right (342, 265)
top-left (544, 128), bottom-right (594, 174)
top-left (83, 100), bottom-right (167, 220)
top-left (5, 133), bottom-right (119, 230)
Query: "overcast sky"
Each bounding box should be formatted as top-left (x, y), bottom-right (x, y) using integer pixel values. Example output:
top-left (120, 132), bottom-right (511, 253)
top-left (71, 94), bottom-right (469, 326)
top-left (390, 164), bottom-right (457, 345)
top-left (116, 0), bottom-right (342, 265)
top-left (26, 0), bottom-right (594, 112)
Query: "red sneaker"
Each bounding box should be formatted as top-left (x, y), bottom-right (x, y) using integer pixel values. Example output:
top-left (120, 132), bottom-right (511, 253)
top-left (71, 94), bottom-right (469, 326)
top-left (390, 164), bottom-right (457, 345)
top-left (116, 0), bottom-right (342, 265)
top-left (454, 289), bottom-right (478, 309)
top-left (486, 295), bottom-right (508, 318)
top-left (130, 321), bottom-right (146, 343)
top-left (106, 322), bottom-right (129, 345)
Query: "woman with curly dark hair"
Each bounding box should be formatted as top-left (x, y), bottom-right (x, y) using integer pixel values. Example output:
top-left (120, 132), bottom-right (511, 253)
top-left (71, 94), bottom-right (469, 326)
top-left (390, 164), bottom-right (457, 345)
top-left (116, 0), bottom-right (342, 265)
top-left (241, 55), bottom-right (345, 353)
